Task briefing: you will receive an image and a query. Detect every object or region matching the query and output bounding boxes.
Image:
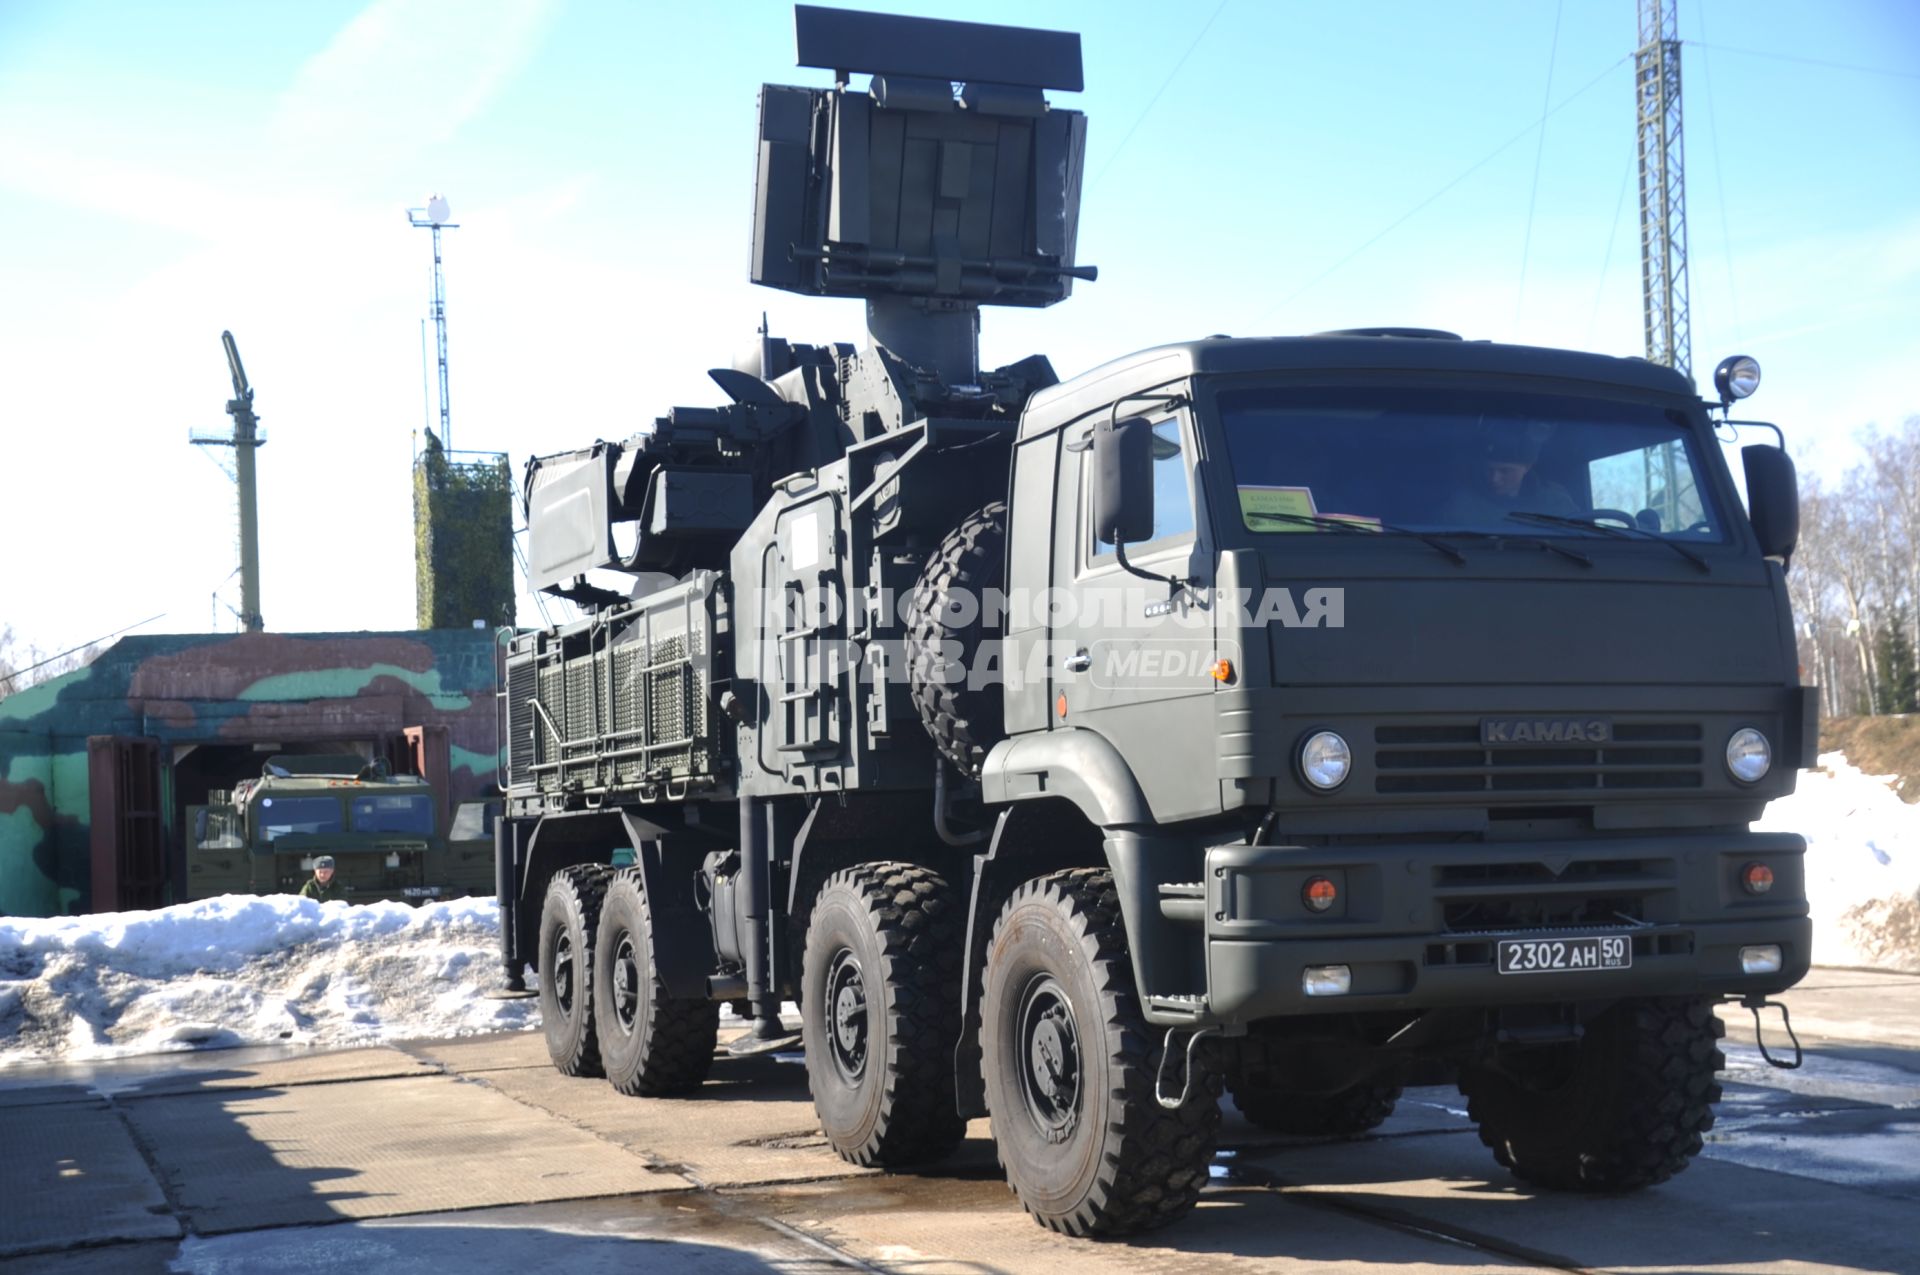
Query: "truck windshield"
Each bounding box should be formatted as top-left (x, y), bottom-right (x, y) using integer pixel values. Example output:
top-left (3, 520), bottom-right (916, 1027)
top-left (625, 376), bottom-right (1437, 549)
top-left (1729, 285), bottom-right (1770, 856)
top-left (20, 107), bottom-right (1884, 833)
top-left (351, 794), bottom-right (435, 835)
top-left (257, 796), bottom-right (343, 841)
top-left (1216, 386), bottom-right (1725, 540)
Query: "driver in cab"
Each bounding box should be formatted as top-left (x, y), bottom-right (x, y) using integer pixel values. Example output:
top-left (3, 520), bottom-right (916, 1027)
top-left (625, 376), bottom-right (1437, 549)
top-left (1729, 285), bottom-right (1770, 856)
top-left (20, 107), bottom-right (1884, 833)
top-left (1441, 427), bottom-right (1575, 525)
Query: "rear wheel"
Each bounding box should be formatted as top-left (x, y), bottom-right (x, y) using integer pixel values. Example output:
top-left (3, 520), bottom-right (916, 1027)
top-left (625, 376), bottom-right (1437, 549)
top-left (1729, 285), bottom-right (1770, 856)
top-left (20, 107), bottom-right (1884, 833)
top-left (538, 865), bottom-right (612, 1077)
top-left (801, 863), bottom-right (966, 1167)
top-left (593, 869), bottom-right (719, 1095)
top-left (980, 869), bottom-right (1219, 1236)
top-left (1458, 996), bottom-right (1724, 1191)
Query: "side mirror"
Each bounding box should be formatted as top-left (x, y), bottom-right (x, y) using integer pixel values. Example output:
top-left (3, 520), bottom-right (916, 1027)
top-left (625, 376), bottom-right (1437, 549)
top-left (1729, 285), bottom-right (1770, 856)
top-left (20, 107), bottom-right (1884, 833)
top-left (1742, 444), bottom-right (1799, 562)
top-left (1092, 415), bottom-right (1155, 546)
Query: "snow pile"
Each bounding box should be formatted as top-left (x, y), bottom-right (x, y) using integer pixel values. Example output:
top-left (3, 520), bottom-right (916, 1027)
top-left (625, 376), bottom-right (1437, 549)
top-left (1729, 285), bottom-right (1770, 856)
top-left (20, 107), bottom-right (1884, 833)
top-left (1761, 752), bottom-right (1920, 973)
top-left (0, 895), bottom-right (537, 1067)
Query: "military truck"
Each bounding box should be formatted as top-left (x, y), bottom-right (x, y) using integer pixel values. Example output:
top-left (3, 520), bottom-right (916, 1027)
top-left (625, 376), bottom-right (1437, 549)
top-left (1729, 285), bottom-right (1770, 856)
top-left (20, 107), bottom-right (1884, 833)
top-left (492, 7), bottom-right (1813, 1236)
top-left (191, 754), bottom-right (493, 903)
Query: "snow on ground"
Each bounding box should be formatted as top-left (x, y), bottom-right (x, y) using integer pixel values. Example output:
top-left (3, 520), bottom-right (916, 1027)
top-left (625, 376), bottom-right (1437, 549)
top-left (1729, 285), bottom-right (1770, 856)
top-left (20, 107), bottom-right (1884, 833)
top-left (0, 895), bottom-right (537, 1067)
top-left (1759, 752), bottom-right (1920, 973)
top-left (0, 750), bottom-right (1915, 1067)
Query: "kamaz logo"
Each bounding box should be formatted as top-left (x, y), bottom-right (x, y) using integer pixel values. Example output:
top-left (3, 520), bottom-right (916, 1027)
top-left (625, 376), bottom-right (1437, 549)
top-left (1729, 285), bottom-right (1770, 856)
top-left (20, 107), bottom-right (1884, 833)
top-left (1480, 717), bottom-right (1612, 744)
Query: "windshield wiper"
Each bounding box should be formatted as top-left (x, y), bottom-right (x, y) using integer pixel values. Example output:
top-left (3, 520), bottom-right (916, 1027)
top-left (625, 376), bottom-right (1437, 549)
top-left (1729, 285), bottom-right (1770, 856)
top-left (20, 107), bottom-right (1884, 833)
top-left (1504, 511), bottom-right (1710, 574)
top-left (1248, 510), bottom-right (1466, 565)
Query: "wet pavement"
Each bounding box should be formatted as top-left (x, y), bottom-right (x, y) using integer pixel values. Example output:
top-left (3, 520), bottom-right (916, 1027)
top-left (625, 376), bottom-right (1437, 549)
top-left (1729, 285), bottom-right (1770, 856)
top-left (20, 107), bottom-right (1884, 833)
top-left (2, 969), bottom-right (1917, 1274)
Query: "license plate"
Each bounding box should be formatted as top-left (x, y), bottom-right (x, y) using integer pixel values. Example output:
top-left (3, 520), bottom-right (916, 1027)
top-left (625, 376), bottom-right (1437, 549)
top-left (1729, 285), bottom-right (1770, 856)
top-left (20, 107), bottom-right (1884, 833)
top-left (402, 886), bottom-right (443, 899)
top-left (1496, 935), bottom-right (1632, 975)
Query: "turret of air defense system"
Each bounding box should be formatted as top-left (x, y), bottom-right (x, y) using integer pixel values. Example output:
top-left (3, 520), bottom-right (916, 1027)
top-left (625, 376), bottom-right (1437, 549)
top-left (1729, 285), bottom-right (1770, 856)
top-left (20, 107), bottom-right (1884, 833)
top-left (494, 7), bottom-right (1817, 1236)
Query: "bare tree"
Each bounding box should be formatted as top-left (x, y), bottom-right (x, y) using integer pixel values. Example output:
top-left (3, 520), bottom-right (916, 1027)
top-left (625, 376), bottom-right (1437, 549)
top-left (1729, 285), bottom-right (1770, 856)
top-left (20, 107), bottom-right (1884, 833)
top-left (0, 625), bottom-right (105, 706)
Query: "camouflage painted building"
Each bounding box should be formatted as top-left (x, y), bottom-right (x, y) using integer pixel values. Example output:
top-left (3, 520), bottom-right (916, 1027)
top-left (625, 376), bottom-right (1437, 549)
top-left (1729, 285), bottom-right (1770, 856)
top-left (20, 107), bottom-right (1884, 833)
top-left (0, 629), bottom-right (505, 917)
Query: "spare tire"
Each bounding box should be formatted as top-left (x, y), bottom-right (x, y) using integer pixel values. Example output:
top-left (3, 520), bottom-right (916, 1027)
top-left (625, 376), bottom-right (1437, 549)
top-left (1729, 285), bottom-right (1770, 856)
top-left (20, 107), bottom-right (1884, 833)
top-left (906, 502), bottom-right (1007, 776)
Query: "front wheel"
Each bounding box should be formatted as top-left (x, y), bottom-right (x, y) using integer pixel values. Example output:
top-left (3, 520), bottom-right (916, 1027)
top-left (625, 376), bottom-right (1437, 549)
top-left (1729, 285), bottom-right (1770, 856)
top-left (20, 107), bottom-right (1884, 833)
top-left (800, 863), bottom-right (966, 1167)
top-left (1458, 996), bottom-right (1724, 1191)
top-left (980, 869), bottom-right (1219, 1237)
top-left (593, 868), bottom-right (718, 1095)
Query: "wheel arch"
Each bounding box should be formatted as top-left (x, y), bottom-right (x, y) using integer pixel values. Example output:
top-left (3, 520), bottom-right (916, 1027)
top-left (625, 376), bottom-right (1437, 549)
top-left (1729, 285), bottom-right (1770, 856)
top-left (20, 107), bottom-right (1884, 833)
top-left (980, 728), bottom-right (1153, 828)
top-left (514, 812), bottom-right (622, 974)
top-left (953, 798), bottom-right (1105, 1117)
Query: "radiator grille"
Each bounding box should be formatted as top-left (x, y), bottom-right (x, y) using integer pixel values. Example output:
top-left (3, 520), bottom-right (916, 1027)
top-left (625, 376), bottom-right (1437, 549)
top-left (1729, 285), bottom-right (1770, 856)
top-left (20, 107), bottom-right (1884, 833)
top-left (1374, 722), bottom-right (1703, 795)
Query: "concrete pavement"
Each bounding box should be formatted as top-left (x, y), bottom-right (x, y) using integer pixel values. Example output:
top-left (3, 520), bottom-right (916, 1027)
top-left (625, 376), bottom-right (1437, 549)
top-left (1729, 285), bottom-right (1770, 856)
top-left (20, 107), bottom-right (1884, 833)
top-left (1, 970), bottom-right (1916, 1274)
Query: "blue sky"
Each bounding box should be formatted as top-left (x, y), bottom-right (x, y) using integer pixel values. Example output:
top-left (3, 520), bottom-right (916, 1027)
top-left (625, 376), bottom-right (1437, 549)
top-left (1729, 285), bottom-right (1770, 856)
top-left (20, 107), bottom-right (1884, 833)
top-left (2, 0), bottom-right (1916, 652)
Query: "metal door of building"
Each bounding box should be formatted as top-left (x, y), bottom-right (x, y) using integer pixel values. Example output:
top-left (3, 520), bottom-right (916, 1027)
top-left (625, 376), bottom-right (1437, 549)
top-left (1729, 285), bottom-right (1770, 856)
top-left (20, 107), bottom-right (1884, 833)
top-left (87, 735), bottom-right (167, 912)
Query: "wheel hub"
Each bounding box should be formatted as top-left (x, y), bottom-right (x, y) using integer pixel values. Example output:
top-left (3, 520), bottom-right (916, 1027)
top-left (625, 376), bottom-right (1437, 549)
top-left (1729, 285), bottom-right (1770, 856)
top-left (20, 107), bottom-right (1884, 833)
top-left (553, 933), bottom-right (575, 1014)
top-left (1016, 975), bottom-right (1080, 1142)
top-left (611, 933), bottom-right (640, 1033)
top-left (825, 948), bottom-right (868, 1085)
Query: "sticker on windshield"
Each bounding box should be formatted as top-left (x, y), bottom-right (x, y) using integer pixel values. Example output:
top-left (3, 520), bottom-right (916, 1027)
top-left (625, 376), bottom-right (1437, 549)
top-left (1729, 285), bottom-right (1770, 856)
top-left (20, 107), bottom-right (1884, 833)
top-left (1238, 486), bottom-right (1382, 533)
top-left (1238, 485), bottom-right (1317, 531)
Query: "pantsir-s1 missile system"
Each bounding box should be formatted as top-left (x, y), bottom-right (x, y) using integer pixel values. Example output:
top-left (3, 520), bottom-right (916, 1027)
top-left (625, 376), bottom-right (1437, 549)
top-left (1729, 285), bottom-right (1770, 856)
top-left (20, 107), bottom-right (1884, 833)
top-left (494, 7), bottom-right (1816, 1235)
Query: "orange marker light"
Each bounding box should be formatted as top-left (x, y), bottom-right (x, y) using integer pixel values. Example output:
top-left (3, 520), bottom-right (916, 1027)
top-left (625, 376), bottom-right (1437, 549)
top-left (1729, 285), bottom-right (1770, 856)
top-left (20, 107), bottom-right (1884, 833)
top-left (1302, 876), bottom-right (1338, 913)
top-left (1056, 693), bottom-right (1069, 720)
top-left (1210, 658), bottom-right (1234, 683)
top-left (1741, 862), bottom-right (1774, 895)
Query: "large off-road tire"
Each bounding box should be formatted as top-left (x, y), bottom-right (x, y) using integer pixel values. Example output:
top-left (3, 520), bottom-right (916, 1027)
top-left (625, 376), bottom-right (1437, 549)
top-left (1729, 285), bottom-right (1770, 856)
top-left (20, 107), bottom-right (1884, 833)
top-left (593, 868), bottom-right (719, 1096)
top-left (1226, 1040), bottom-right (1402, 1137)
top-left (906, 502), bottom-right (1007, 776)
top-left (980, 868), bottom-right (1220, 1237)
top-left (801, 863), bottom-right (966, 1167)
top-left (538, 865), bottom-right (613, 1078)
top-left (1458, 996), bottom-right (1724, 1191)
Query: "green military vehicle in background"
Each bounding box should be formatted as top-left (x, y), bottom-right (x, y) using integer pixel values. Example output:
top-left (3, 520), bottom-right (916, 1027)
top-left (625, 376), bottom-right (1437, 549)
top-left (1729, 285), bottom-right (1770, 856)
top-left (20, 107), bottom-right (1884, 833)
top-left (490, 7), bottom-right (1814, 1238)
top-left (190, 754), bottom-right (493, 903)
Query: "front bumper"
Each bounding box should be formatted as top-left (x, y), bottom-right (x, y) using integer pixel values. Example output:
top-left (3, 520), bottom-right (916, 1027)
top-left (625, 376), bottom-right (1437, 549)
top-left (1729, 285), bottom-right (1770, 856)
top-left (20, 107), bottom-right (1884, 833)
top-left (1191, 832), bottom-right (1809, 1025)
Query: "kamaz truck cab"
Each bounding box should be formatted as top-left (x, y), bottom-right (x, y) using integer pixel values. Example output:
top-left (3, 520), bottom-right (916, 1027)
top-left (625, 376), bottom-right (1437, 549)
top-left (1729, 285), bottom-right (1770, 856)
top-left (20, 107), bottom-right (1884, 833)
top-left (993, 333), bottom-right (1810, 1029)
top-left (191, 755), bottom-right (466, 903)
top-left (491, 6), bottom-right (1812, 1239)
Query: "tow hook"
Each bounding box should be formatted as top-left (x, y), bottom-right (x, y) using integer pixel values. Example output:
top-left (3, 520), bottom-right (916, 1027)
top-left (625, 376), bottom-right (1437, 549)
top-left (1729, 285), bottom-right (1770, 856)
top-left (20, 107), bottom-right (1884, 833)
top-left (1154, 1026), bottom-right (1220, 1110)
top-left (1738, 994), bottom-right (1803, 1070)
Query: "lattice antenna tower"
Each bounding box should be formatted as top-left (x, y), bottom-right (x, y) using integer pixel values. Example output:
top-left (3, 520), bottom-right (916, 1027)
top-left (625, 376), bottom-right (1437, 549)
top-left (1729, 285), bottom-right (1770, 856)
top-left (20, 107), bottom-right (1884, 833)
top-left (1636, 0), bottom-right (1691, 381)
top-left (407, 195), bottom-right (457, 450)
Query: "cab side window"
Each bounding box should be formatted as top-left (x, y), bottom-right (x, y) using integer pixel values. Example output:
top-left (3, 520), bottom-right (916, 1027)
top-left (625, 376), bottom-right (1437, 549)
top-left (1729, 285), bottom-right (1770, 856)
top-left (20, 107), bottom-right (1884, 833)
top-left (1092, 418), bottom-right (1195, 556)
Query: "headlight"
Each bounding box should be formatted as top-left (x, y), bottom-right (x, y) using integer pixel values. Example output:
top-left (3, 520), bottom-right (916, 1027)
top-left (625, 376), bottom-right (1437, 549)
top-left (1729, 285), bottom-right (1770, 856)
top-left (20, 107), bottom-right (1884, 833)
top-left (1726, 728), bottom-right (1772, 783)
top-left (1714, 355), bottom-right (1761, 404)
top-left (1300, 731), bottom-right (1352, 791)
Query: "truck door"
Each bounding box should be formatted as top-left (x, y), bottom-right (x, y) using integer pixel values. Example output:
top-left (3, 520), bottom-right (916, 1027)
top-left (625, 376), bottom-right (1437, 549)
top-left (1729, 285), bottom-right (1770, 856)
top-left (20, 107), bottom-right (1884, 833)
top-left (1049, 407), bottom-right (1222, 822)
top-left (756, 488), bottom-right (851, 784)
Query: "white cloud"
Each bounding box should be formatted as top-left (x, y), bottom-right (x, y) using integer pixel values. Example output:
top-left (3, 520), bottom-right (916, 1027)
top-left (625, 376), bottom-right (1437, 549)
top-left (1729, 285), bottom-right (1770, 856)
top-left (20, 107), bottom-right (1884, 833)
top-left (0, 138), bottom-right (232, 238)
top-left (273, 0), bottom-right (558, 161)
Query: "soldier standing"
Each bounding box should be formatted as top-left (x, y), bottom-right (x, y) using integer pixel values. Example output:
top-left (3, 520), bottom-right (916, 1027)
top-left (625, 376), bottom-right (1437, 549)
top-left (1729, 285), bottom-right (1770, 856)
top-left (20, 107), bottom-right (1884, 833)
top-left (299, 855), bottom-right (345, 902)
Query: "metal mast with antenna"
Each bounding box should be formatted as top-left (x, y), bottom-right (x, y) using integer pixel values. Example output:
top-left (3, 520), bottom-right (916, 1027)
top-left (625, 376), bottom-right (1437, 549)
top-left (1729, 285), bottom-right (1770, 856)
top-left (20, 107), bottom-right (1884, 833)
top-left (1636, 0), bottom-right (1690, 381)
top-left (190, 331), bottom-right (266, 632)
top-left (407, 194), bottom-right (457, 449)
